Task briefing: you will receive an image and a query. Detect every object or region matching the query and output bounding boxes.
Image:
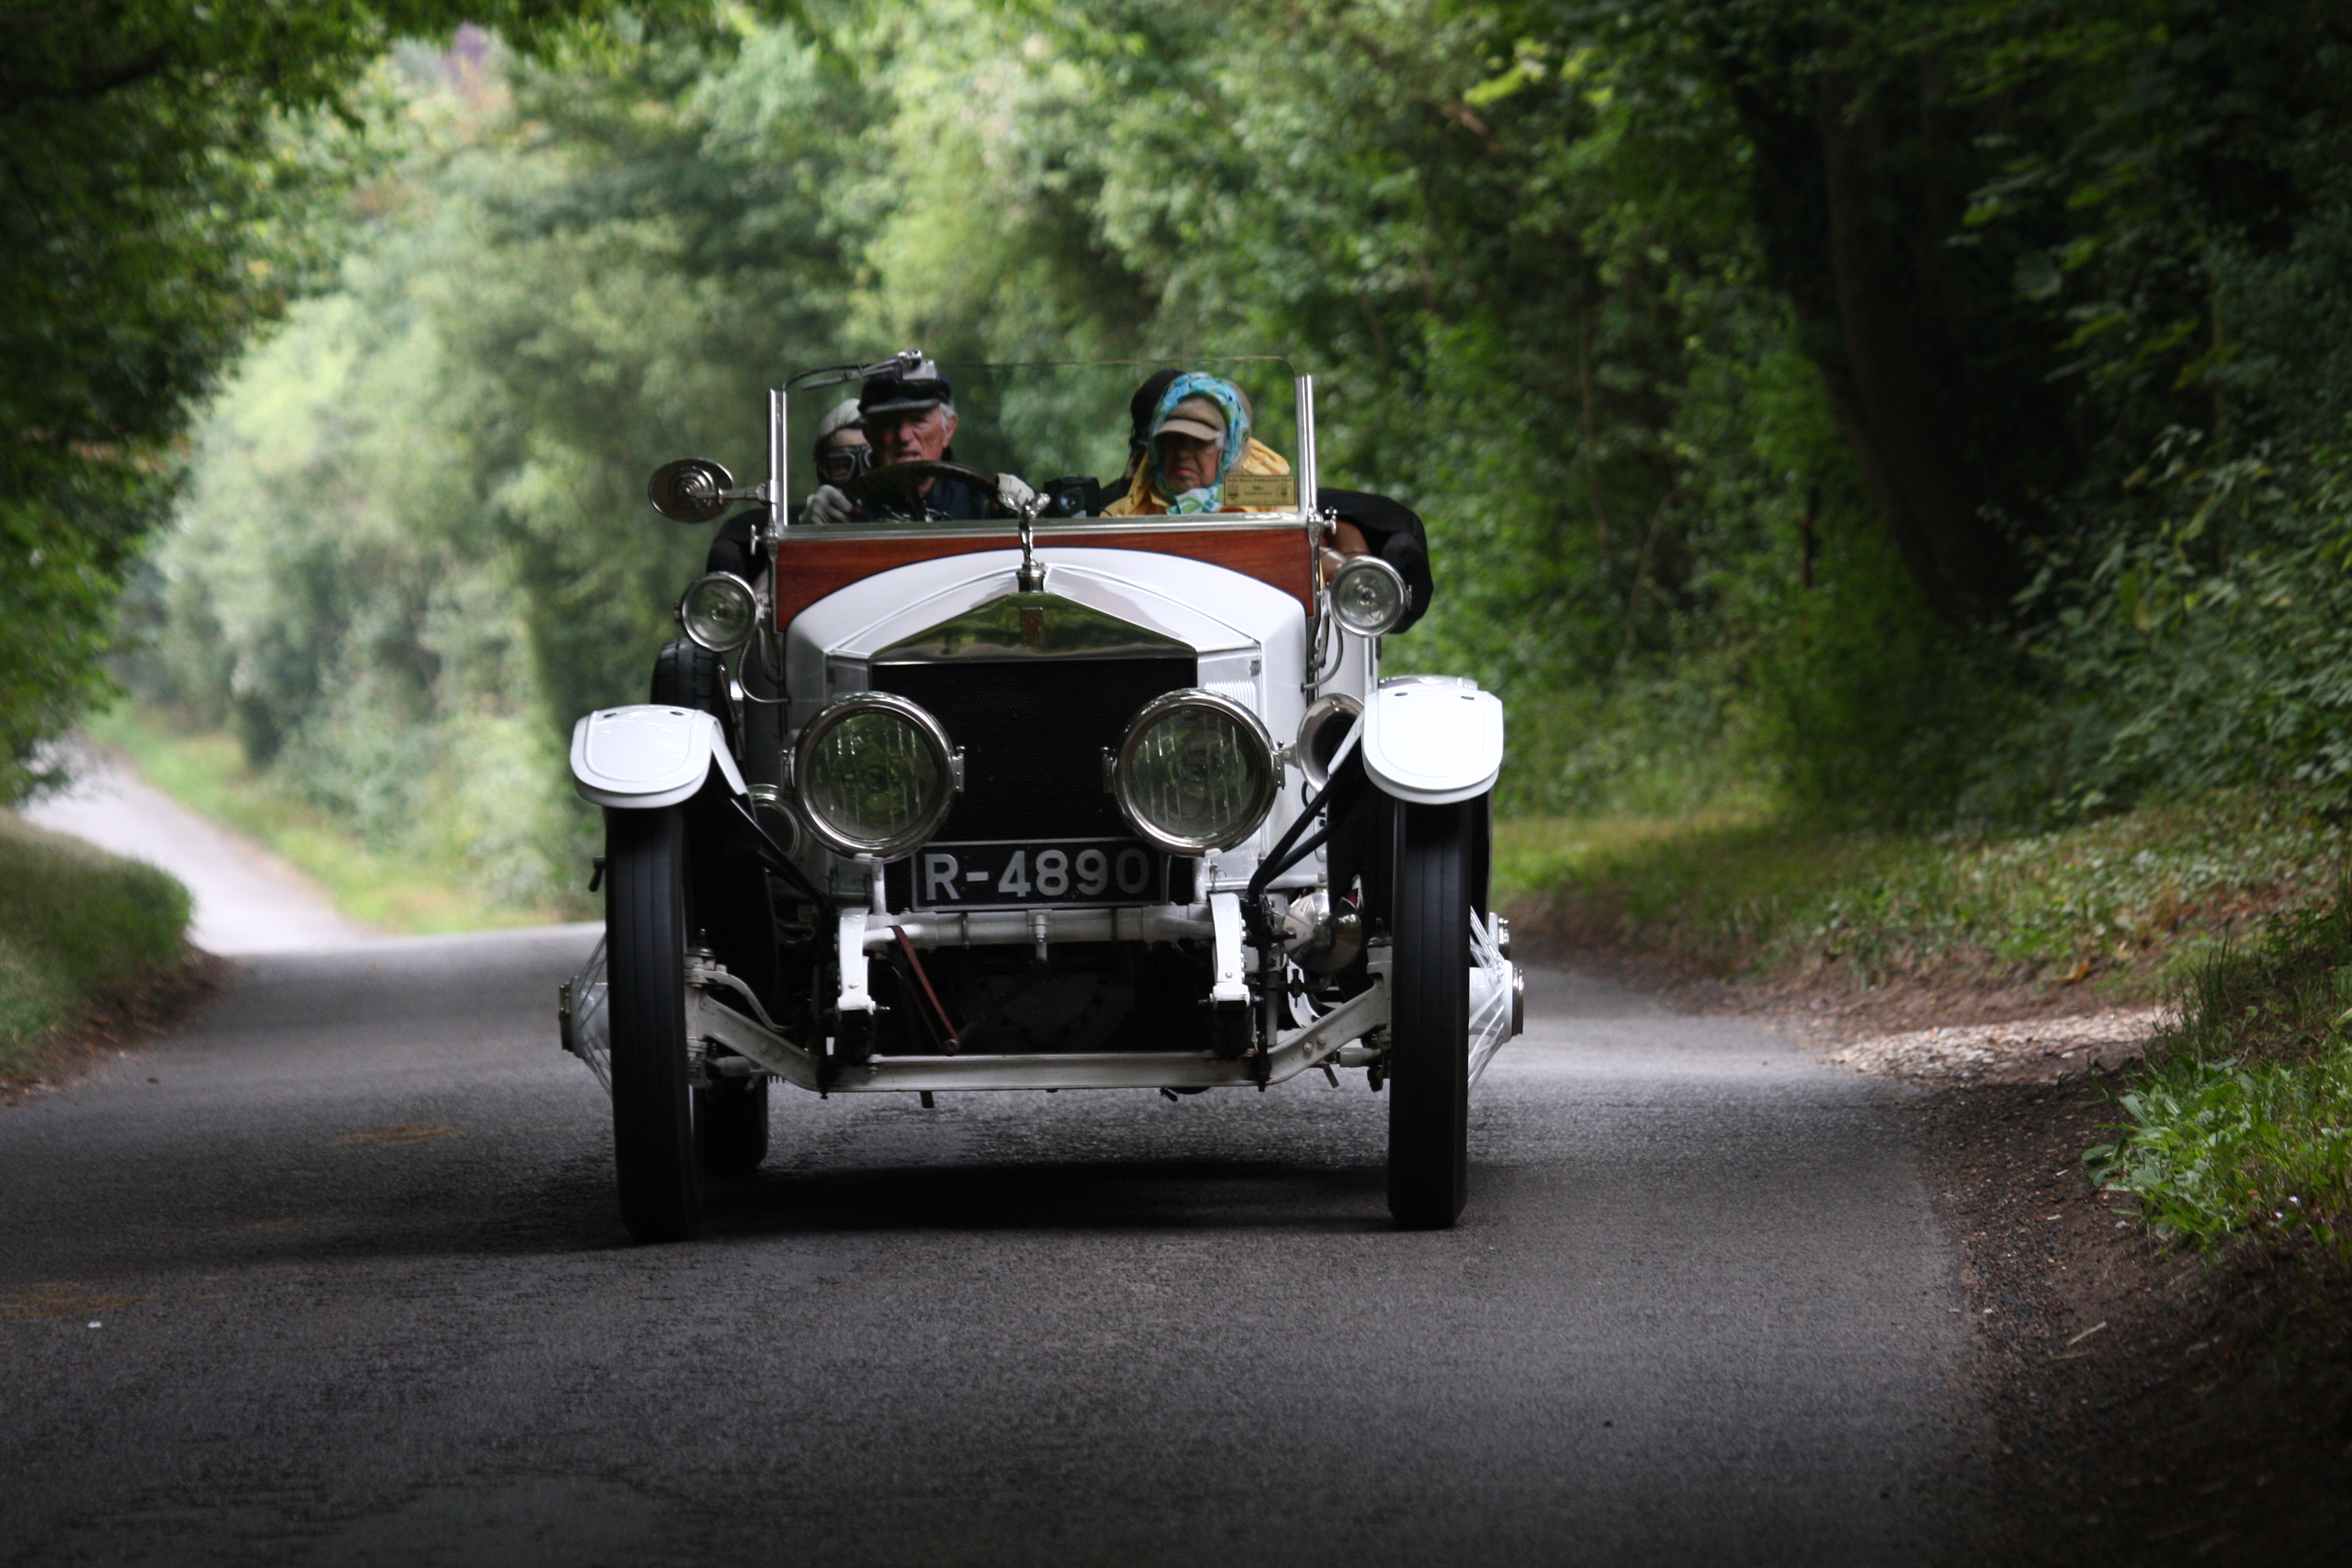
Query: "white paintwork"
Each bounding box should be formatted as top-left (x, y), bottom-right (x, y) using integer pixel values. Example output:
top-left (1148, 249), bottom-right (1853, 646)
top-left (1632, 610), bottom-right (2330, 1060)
top-left (681, 960), bottom-right (1388, 1093)
top-left (785, 547), bottom-right (1312, 872)
top-left (786, 547), bottom-right (1304, 723)
top-left (1362, 677), bottom-right (1505, 806)
top-left (835, 908), bottom-right (873, 1016)
top-left (569, 706), bottom-right (746, 810)
top-left (1209, 891), bottom-right (1249, 1005)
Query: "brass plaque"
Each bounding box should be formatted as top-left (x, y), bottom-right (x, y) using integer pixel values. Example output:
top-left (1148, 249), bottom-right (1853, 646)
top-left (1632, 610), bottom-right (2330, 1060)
top-left (1223, 472), bottom-right (1298, 508)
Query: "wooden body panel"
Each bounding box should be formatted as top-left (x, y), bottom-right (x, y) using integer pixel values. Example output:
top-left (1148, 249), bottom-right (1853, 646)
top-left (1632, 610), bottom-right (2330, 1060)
top-left (773, 524), bottom-right (1314, 627)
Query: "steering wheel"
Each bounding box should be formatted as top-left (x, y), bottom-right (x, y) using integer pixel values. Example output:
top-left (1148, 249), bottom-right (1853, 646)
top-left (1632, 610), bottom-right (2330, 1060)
top-left (840, 460), bottom-right (1004, 520)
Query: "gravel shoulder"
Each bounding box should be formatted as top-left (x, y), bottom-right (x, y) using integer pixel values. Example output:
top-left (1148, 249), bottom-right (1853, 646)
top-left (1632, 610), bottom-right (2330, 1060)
top-left (1906, 1082), bottom-right (2352, 1566)
top-left (1780, 965), bottom-right (2351, 1566)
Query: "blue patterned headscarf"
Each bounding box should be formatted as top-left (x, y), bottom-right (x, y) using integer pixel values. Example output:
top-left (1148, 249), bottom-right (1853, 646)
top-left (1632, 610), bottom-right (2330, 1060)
top-left (1148, 373), bottom-right (1252, 515)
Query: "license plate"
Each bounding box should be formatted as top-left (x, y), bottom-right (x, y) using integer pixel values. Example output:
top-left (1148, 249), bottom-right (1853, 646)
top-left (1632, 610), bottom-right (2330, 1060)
top-left (909, 839), bottom-right (1163, 909)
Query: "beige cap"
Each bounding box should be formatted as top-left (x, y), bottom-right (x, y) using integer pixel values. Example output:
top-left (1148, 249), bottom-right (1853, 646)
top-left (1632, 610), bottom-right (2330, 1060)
top-left (1152, 395), bottom-right (1227, 445)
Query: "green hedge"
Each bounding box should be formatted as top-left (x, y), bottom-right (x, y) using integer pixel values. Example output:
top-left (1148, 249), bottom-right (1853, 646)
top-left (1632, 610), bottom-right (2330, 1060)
top-left (0, 811), bottom-right (191, 1076)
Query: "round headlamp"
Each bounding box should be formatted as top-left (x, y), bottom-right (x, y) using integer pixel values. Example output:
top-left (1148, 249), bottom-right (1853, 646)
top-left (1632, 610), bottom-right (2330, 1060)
top-left (1329, 554), bottom-right (1408, 637)
top-left (678, 572), bottom-right (758, 653)
top-left (1111, 690), bottom-right (1279, 854)
top-left (792, 692), bottom-right (958, 858)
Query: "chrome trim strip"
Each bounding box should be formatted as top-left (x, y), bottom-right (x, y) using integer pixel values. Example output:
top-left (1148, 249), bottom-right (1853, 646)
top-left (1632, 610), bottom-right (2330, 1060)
top-left (862, 903), bottom-right (1214, 949)
top-left (1295, 372), bottom-right (1318, 515)
top-left (769, 387), bottom-right (786, 528)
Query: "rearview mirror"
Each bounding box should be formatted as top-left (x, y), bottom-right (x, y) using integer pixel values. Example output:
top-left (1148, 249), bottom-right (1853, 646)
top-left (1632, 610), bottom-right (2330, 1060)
top-left (647, 458), bottom-right (736, 523)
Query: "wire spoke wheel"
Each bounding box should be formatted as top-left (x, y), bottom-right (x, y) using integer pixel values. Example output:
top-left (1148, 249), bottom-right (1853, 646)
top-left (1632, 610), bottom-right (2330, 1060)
top-left (1386, 797), bottom-right (1474, 1228)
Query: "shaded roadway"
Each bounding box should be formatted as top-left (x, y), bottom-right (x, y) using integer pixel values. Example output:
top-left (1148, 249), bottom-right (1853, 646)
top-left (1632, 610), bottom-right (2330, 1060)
top-left (0, 927), bottom-right (1987, 1566)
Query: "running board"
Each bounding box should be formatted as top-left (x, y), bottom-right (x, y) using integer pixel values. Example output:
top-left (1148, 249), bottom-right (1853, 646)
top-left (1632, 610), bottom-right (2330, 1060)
top-left (685, 964), bottom-right (1389, 1094)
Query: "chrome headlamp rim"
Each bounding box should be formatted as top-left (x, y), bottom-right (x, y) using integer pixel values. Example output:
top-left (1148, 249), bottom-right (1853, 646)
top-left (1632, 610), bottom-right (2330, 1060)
top-left (1328, 553), bottom-right (1409, 637)
top-left (790, 690), bottom-right (958, 858)
top-left (1111, 687), bottom-right (1281, 855)
top-left (676, 570), bottom-right (759, 653)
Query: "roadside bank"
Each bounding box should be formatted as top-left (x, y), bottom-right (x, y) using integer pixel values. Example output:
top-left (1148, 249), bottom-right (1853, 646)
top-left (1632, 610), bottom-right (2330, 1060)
top-left (0, 808), bottom-right (213, 1098)
top-left (1501, 792), bottom-right (2352, 1564)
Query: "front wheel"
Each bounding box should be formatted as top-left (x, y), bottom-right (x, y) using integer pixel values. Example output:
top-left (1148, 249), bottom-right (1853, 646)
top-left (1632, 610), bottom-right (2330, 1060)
top-left (1386, 798), bottom-right (1474, 1228)
top-left (605, 806), bottom-right (701, 1242)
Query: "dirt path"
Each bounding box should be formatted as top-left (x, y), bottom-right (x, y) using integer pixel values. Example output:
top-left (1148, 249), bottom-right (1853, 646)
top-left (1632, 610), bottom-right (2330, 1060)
top-left (22, 746), bottom-right (373, 955)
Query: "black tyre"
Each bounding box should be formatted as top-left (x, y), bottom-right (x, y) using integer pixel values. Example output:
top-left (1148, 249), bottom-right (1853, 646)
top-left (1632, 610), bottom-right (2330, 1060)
top-left (651, 635), bottom-right (778, 1178)
top-left (605, 805), bottom-right (701, 1243)
top-left (695, 1075), bottom-right (769, 1178)
top-left (1386, 797), bottom-right (1474, 1228)
top-left (650, 637), bottom-right (732, 743)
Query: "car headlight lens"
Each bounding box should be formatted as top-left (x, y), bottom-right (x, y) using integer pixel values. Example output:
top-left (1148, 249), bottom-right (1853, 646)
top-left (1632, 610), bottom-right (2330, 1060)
top-left (1112, 690), bottom-right (1279, 854)
top-left (1329, 554), bottom-right (1408, 636)
top-left (678, 572), bottom-right (759, 653)
top-left (794, 693), bottom-right (958, 858)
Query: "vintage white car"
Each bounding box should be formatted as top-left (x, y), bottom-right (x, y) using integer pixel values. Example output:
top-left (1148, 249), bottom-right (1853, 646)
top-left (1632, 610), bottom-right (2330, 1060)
top-left (559, 355), bottom-right (1518, 1241)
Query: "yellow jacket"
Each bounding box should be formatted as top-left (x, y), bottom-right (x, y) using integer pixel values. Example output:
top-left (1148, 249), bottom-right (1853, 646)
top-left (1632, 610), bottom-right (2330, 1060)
top-left (1104, 439), bottom-right (1293, 517)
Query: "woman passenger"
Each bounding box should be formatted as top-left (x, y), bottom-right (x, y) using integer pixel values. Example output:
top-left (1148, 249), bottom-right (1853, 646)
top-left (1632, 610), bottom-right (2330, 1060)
top-left (1104, 373), bottom-right (1292, 517)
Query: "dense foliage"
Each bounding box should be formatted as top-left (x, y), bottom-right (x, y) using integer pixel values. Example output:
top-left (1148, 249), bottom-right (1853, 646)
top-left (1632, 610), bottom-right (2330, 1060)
top-left (0, 0), bottom-right (660, 800)
top-left (114, 0), bottom-right (2352, 911)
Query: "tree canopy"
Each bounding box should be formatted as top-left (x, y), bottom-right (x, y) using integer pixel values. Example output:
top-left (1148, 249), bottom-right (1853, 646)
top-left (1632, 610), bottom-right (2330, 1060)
top-left (30, 0), bottom-right (2352, 905)
top-left (0, 0), bottom-right (674, 796)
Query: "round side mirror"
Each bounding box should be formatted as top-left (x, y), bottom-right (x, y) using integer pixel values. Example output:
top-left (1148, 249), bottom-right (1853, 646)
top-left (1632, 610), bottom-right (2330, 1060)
top-left (648, 458), bottom-right (737, 523)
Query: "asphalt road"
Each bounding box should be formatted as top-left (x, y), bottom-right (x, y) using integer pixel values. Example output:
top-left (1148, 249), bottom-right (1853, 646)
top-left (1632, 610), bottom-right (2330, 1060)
top-left (1, 927), bottom-right (1987, 1566)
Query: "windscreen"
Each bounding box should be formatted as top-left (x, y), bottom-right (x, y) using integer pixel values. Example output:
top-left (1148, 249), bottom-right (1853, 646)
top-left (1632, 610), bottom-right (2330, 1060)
top-left (785, 355), bottom-right (1301, 514)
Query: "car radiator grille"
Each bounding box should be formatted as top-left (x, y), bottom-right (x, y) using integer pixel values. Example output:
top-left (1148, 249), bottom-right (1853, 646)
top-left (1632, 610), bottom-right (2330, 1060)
top-left (869, 656), bottom-right (1197, 843)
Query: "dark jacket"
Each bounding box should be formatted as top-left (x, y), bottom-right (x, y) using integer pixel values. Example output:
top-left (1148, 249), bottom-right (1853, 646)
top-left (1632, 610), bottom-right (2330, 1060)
top-left (705, 510), bottom-right (766, 581)
top-left (1322, 488), bottom-right (1434, 633)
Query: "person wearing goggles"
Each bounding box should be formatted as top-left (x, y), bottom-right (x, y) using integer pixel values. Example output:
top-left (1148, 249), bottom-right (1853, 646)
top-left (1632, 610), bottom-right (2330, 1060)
top-left (809, 397), bottom-right (871, 489)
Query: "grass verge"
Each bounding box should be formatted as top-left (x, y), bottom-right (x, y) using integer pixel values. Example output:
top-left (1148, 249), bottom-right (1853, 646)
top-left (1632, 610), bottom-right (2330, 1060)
top-left (0, 810), bottom-right (192, 1079)
top-left (1501, 789), bottom-right (2352, 1257)
top-left (2088, 893), bottom-right (2352, 1256)
top-left (1498, 788), bottom-right (2348, 998)
top-left (86, 705), bottom-right (564, 936)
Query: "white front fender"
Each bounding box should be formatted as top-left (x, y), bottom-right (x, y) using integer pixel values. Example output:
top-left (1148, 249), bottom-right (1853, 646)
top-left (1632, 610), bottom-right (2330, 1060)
top-left (1362, 677), bottom-right (1504, 806)
top-left (570, 705), bottom-right (746, 810)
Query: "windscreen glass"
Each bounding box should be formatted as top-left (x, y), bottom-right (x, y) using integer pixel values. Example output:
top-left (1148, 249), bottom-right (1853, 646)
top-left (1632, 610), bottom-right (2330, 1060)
top-left (786, 355), bottom-right (1299, 515)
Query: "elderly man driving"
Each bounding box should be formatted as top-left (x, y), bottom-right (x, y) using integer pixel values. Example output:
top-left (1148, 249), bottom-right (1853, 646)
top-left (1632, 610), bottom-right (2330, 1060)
top-left (806, 359), bottom-right (1033, 522)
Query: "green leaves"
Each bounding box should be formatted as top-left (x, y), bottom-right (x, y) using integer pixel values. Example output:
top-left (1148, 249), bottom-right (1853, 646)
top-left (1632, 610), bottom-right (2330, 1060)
top-left (0, 1), bottom-right (637, 802)
top-left (2090, 892), bottom-right (2352, 1254)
